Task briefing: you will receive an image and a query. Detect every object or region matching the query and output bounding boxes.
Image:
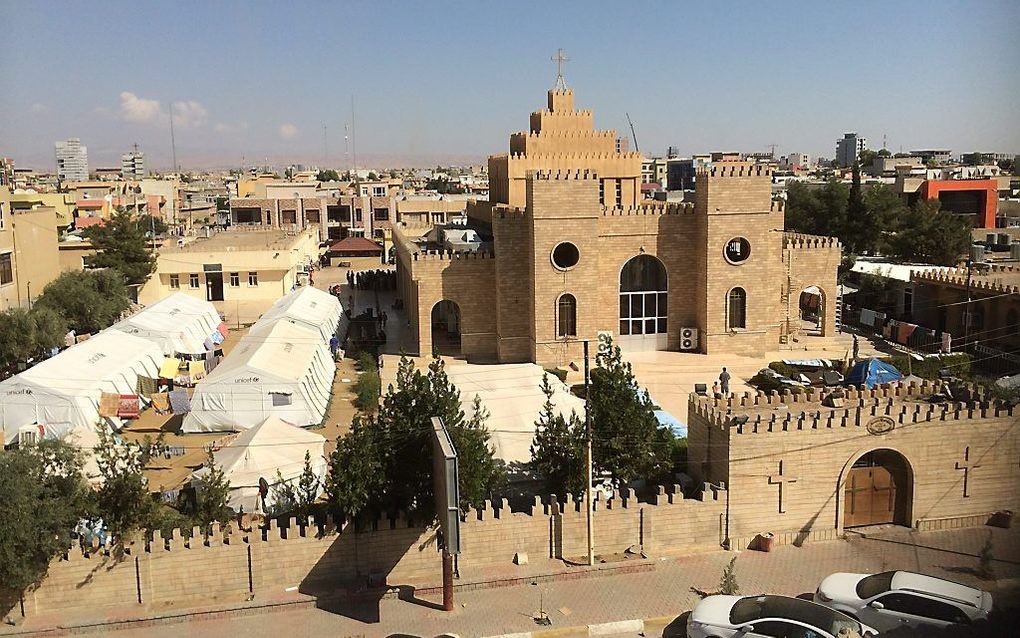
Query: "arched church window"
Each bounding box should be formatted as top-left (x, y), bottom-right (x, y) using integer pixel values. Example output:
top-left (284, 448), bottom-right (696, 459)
top-left (619, 255), bottom-right (667, 337)
top-left (728, 288), bottom-right (746, 330)
top-left (557, 294), bottom-right (577, 337)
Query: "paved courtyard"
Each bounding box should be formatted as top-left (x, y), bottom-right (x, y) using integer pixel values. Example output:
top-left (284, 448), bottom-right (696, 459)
top-left (7, 525), bottom-right (1018, 637)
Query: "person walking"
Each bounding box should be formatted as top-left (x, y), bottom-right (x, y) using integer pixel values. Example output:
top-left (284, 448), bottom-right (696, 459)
top-left (852, 334), bottom-right (860, 363)
top-left (719, 367), bottom-right (731, 396)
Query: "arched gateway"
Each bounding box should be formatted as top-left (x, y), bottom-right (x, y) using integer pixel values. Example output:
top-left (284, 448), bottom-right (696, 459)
top-left (842, 449), bottom-right (913, 528)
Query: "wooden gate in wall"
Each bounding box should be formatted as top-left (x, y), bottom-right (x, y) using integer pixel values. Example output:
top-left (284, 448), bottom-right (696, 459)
top-left (844, 465), bottom-right (897, 528)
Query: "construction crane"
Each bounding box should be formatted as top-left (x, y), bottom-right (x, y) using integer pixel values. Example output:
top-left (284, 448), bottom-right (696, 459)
top-left (626, 112), bottom-right (639, 153)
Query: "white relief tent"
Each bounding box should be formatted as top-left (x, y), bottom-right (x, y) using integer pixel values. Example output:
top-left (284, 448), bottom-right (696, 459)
top-left (256, 285), bottom-right (344, 343)
top-left (0, 331), bottom-right (163, 443)
top-left (444, 363), bottom-right (586, 465)
top-left (191, 416), bottom-right (327, 513)
top-left (107, 293), bottom-right (222, 356)
top-left (181, 320), bottom-right (334, 433)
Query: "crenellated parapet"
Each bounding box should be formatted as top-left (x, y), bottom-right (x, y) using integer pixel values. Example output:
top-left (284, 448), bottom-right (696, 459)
top-left (699, 163), bottom-right (774, 178)
top-left (783, 231), bottom-right (842, 251)
top-left (411, 248), bottom-right (495, 262)
top-left (530, 168), bottom-right (600, 181)
top-left (509, 151), bottom-right (643, 162)
top-left (688, 380), bottom-right (1010, 436)
top-left (911, 265), bottom-right (1020, 296)
top-left (601, 202), bottom-right (696, 216)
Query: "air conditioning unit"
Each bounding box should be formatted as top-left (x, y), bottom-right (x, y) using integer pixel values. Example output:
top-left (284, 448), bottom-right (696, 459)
top-left (596, 331), bottom-right (614, 357)
top-left (679, 327), bottom-right (699, 351)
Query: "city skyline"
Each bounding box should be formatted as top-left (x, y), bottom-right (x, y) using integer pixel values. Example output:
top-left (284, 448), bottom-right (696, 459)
top-left (2, 0), bottom-right (1018, 170)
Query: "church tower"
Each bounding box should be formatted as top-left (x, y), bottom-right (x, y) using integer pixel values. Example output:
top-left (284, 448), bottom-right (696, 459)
top-left (695, 161), bottom-right (785, 355)
top-left (487, 85), bottom-right (642, 209)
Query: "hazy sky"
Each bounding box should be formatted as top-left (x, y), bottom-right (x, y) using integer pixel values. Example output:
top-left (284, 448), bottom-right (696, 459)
top-left (2, 0), bottom-right (1018, 170)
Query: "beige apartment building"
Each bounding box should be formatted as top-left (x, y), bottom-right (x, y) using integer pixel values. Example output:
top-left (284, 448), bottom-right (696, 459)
top-left (138, 228), bottom-right (320, 322)
top-left (0, 197), bottom-right (61, 310)
top-left (5, 191), bottom-right (76, 227)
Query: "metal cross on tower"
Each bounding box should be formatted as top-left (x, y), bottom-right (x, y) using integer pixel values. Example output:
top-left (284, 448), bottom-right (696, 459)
top-left (551, 48), bottom-right (569, 90)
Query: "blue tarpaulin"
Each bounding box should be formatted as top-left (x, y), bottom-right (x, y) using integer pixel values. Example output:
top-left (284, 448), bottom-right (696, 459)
top-left (846, 358), bottom-right (903, 389)
top-left (655, 410), bottom-right (687, 438)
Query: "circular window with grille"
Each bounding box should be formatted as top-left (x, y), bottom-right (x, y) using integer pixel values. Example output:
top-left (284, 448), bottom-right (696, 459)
top-left (724, 237), bottom-right (751, 264)
top-left (551, 242), bottom-right (580, 270)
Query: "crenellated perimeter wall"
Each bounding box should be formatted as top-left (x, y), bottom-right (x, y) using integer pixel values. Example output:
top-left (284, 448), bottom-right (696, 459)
top-left (22, 487), bottom-right (726, 616)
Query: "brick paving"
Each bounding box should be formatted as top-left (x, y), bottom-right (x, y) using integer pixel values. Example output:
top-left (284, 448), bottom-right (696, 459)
top-left (6, 525), bottom-right (1017, 638)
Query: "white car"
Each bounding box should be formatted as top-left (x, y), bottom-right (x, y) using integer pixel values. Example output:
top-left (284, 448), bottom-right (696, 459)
top-left (814, 570), bottom-right (993, 632)
top-left (688, 594), bottom-right (877, 638)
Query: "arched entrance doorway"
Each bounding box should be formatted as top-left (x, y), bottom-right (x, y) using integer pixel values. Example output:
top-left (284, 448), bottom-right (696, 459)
top-left (843, 449), bottom-right (912, 528)
top-left (798, 285), bottom-right (825, 337)
top-left (618, 255), bottom-right (668, 352)
top-left (431, 300), bottom-right (461, 355)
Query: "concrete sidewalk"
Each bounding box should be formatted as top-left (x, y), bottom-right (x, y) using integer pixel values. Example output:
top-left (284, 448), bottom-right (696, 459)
top-left (5, 525), bottom-right (1018, 638)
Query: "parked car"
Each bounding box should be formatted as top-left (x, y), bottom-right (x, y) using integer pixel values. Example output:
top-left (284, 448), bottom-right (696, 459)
top-left (688, 594), bottom-right (876, 638)
top-left (814, 570), bottom-right (993, 632)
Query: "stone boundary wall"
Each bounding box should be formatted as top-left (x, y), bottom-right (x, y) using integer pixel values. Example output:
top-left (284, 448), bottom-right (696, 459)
top-left (23, 488), bottom-right (726, 617)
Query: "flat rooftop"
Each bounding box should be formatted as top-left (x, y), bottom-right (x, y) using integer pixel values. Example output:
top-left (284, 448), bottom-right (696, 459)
top-left (159, 229), bottom-right (314, 254)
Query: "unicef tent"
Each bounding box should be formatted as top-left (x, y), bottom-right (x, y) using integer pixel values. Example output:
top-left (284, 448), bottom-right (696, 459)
top-left (181, 320), bottom-right (334, 433)
top-left (257, 286), bottom-right (343, 343)
top-left (107, 293), bottom-right (222, 356)
top-left (846, 358), bottom-right (903, 389)
top-left (191, 416), bottom-right (326, 513)
top-left (0, 331), bottom-right (163, 443)
top-left (445, 363), bottom-right (585, 465)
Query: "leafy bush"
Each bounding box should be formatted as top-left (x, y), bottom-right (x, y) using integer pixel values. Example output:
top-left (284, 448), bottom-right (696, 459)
top-left (883, 353), bottom-right (971, 380)
top-left (749, 372), bottom-right (784, 393)
top-left (768, 362), bottom-right (799, 378)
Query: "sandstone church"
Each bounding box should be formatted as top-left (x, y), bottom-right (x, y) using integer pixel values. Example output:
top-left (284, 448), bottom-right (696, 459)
top-left (394, 86), bottom-right (842, 366)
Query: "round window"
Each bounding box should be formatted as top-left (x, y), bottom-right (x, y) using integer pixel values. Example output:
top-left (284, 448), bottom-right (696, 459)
top-left (724, 237), bottom-right (751, 264)
top-left (551, 242), bottom-right (580, 270)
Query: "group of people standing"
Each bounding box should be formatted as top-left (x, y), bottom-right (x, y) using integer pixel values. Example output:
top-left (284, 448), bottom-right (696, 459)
top-left (347, 269), bottom-right (395, 291)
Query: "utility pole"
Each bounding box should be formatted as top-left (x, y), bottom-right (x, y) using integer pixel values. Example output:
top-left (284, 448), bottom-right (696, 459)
top-left (583, 340), bottom-right (594, 567)
top-left (963, 257), bottom-right (973, 350)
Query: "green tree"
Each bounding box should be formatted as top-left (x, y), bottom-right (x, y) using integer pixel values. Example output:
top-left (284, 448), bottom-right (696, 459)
top-left (889, 200), bottom-right (971, 266)
top-left (93, 429), bottom-right (158, 545)
top-left (844, 163), bottom-right (871, 254)
top-left (317, 169), bottom-right (341, 182)
top-left (35, 270), bottom-right (131, 334)
top-left (272, 450), bottom-right (321, 521)
top-left (352, 352), bottom-right (381, 414)
top-left (367, 171), bottom-right (379, 181)
top-left (325, 415), bottom-right (385, 523)
top-left (589, 337), bottom-right (672, 485)
top-left (82, 208), bottom-right (156, 284)
top-left (862, 183), bottom-right (908, 254)
top-left (135, 214), bottom-right (168, 236)
top-left (719, 556), bottom-right (740, 595)
top-left (0, 441), bottom-right (92, 596)
top-left (0, 306), bottom-right (66, 370)
top-left (529, 373), bottom-right (585, 496)
top-left (368, 356), bottom-right (505, 518)
top-left (785, 180), bottom-right (849, 239)
top-left (454, 394), bottom-right (507, 509)
top-left (857, 148), bottom-right (878, 168)
top-left (191, 450), bottom-right (232, 535)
